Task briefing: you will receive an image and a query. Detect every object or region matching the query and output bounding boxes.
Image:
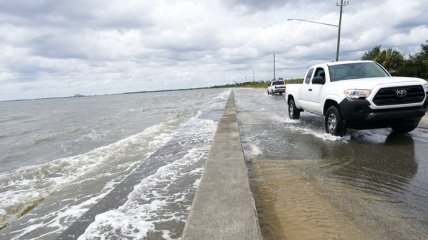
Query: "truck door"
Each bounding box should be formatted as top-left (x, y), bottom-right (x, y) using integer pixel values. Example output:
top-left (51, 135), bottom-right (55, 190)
top-left (305, 67), bottom-right (326, 114)
top-left (300, 68), bottom-right (314, 109)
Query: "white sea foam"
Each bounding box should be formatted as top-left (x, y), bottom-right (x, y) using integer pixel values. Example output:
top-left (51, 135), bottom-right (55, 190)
top-left (78, 117), bottom-right (218, 240)
top-left (213, 90), bottom-right (231, 100)
top-left (284, 118), bottom-right (300, 124)
top-left (269, 112), bottom-right (299, 124)
top-left (1, 89), bottom-right (228, 239)
top-left (77, 129), bottom-right (111, 142)
top-left (207, 90), bottom-right (231, 110)
top-left (7, 191), bottom-right (111, 240)
top-left (270, 112), bottom-right (349, 141)
top-left (250, 144), bottom-right (263, 156)
top-left (193, 178), bottom-right (202, 188)
top-left (0, 119), bottom-right (181, 232)
top-left (79, 148), bottom-right (208, 240)
top-left (285, 125), bottom-right (350, 142)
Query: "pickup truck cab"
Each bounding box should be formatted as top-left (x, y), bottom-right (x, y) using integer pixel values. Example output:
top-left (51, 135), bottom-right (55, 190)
top-left (285, 60), bottom-right (428, 136)
top-left (268, 80), bottom-right (286, 95)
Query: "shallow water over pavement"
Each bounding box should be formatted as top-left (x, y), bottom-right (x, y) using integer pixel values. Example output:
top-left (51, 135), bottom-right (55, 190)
top-left (235, 88), bottom-right (428, 240)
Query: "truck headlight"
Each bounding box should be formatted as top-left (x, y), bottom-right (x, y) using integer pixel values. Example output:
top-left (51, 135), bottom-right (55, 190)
top-left (424, 83), bottom-right (428, 92)
top-left (344, 89), bottom-right (371, 99)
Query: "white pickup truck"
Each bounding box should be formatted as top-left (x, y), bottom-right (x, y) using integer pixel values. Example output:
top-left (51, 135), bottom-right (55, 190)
top-left (285, 60), bottom-right (428, 136)
top-left (267, 80), bottom-right (286, 95)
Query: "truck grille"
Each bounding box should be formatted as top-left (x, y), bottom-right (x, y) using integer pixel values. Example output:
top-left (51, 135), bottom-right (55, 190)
top-left (373, 85), bottom-right (425, 106)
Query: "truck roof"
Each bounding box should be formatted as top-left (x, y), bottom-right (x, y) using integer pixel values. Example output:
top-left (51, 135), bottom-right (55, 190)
top-left (326, 60), bottom-right (374, 66)
top-left (309, 60), bottom-right (375, 69)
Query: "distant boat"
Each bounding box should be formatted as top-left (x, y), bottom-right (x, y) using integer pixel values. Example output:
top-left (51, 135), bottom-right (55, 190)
top-left (73, 94), bottom-right (85, 97)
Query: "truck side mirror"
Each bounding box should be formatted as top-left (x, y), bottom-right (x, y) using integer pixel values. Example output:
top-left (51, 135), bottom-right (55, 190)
top-left (312, 76), bottom-right (325, 84)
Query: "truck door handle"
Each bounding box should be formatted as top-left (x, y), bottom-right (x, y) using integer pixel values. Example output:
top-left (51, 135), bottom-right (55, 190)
top-left (308, 89), bottom-right (312, 91)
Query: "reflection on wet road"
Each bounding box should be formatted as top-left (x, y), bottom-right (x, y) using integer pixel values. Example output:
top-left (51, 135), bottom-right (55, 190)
top-left (234, 88), bottom-right (428, 240)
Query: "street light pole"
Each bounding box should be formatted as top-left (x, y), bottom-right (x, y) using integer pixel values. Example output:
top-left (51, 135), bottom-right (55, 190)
top-left (287, 0), bottom-right (349, 62)
top-left (273, 52), bottom-right (276, 80)
top-left (336, 0), bottom-right (349, 61)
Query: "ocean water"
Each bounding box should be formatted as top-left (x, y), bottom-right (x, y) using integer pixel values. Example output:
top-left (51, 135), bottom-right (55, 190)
top-left (0, 89), bottom-right (230, 239)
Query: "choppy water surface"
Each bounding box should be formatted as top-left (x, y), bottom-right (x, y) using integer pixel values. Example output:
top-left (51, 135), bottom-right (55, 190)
top-left (235, 88), bottom-right (428, 240)
top-left (0, 89), bottom-right (230, 239)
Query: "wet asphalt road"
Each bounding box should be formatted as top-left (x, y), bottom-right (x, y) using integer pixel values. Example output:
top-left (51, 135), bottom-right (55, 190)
top-left (234, 88), bottom-right (428, 240)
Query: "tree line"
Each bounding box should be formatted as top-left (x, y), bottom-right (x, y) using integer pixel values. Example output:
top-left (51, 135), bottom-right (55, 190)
top-left (217, 41), bottom-right (428, 88)
top-left (362, 40), bottom-right (428, 80)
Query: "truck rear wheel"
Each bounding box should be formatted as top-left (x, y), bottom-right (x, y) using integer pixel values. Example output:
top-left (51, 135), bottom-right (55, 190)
top-left (288, 99), bottom-right (300, 119)
top-left (391, 123), bottom-right (418, 134)
top-left (325, 106), bottom-right (346, 136)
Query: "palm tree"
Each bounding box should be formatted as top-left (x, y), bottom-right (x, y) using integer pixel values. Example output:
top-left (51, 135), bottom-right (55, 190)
top-left (379, 48), bottom-right (404, 71)
top-left (362, 46), bottom-right (403, 71)
top-left (362, 45), bottom-right (381, 60)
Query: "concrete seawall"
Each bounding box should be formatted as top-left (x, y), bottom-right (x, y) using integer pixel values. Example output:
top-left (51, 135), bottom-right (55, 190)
top-left (182, 91), bottom-right (262, 240)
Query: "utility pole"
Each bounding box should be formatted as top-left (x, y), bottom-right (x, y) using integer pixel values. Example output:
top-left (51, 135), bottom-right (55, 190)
top-left (336, 0), bottom-right (349, 61)
top-left (273, 52), bottom-right (276, 80)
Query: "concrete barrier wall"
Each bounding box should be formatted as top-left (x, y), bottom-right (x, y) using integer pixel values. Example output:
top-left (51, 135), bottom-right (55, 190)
top-left (182, 90), bottom-right (262, 240)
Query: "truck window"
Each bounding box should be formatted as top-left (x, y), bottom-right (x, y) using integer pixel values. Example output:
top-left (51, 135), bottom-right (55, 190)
top-left (313, 67), bottom-right (326, 82)
top-left (329, 62), bottom-right (389, 81)
top-left (305, 68), bottom-right (314, 84)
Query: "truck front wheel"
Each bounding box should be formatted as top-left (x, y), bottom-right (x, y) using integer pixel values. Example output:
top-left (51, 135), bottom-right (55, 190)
top-left (288, 99), bottom-right (300, 119)
top-left (391, 123), bottom-right (418, 134)
top-left (325, 106), bottom-right (346, 136)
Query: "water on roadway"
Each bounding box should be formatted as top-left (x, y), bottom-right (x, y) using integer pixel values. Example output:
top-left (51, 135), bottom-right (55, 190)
top-left (234, 88), bottom-right (428, 240)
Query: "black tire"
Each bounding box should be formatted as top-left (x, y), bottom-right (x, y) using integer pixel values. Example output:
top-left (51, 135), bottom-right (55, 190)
top-left (325, 106), bottom-right (346, 136)
top-left (288, 99), bottom-right (300, 119)
top-left (391, 123), bottom-right (418, 134)
top-left (267, 90), bottom-right (270, 95)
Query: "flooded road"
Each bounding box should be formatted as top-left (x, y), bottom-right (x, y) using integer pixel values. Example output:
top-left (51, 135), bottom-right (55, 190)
top-left (234, 88), bottom-right (428, 240)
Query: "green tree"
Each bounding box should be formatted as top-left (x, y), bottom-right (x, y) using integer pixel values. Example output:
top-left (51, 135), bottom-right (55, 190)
top-left (396, 41), bottom-right (428, 79)
top-left (379, 48), bottom-right (404, 71)
top-left (362, 45), bottom-right (381, 60)
top-left (361, 46), bottom-right (404, 71)
top-left (412, 41), bottom-right (428, 79)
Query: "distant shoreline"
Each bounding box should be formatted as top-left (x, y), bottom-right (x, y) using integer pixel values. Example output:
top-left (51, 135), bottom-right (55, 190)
top-left (0, 79), bottom-right (305, 102)
top-left (1, 86), bottom-right (232, 103)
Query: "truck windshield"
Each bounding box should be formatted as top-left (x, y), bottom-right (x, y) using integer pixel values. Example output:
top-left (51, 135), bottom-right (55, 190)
top-left (328, 62), bottom-right (390, 82)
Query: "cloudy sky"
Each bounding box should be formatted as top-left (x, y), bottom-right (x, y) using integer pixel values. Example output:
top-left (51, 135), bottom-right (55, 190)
top-left (0, 0), bottom-right (427, 100)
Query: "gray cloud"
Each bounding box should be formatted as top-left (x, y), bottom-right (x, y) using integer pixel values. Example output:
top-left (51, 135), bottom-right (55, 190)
top-left (225, 0), bottom-right (291, 11)
top-left (0, 0), bottom-right (427, 100)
